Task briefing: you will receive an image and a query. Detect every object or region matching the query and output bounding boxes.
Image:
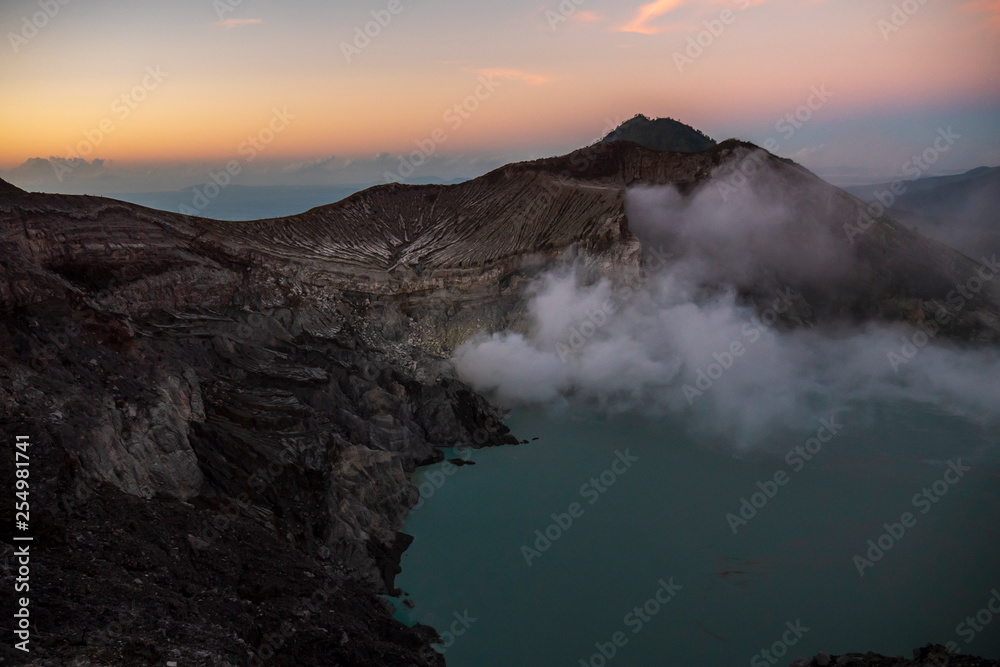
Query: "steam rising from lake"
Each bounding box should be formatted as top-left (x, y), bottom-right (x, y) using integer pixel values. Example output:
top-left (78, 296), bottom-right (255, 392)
top-left (453, 166), bottom-right (1000, 446)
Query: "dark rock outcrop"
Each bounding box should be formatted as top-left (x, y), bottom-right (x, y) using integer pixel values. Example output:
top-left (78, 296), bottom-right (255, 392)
top-left (600, 113), bottom-right (717, 152)
top-left (793, 645), bottom-right (999, 666)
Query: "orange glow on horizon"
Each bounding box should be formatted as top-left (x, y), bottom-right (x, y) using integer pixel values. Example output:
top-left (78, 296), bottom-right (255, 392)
top-left (1, 1), bottom-right (998, 175)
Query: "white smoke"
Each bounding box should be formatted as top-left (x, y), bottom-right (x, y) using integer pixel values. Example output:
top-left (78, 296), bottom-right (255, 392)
top-left (452, 163), bottom-right (1000, 446)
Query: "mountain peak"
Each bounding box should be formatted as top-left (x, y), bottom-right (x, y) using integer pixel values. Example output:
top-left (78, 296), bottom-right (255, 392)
top-left (599, 114), bottom-right (716, 153)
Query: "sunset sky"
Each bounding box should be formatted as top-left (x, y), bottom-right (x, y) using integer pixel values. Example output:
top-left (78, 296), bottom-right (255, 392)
top-left (2, 0), bottom-right (999, 193)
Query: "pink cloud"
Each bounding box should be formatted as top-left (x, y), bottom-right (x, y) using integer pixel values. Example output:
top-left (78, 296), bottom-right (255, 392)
top-left (616, 0), bottom-right (780, 35)
top-left (215, 18), bottom-right (263, 29)
top-left (473, 68), bottom-right (553, 85)
top-left (572, 10), bottom-right (604, 24)
top-left (617, 0), bottom-right (685, 34)
top-left (962, 0), bottom-right (1000, 27)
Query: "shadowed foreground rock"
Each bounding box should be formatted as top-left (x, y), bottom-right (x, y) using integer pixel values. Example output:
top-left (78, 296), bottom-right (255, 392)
top-left (793, 645), bottom-right (999, 666)
top-left (0, 302), bottom-right (515, 665)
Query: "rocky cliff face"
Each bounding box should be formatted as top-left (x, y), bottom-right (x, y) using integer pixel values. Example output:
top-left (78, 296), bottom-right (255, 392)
top-left (0, 297), bottom-right (517, 665)
top-left (1, 139), bottom-right (999, 665)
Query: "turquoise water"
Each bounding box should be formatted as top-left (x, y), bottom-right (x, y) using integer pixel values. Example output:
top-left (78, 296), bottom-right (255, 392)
top-left (394, 404), bottom-right (1000, 666)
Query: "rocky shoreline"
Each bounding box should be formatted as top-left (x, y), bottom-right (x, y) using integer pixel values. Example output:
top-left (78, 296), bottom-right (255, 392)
top-left (0, 300), bottom-right (517, 666)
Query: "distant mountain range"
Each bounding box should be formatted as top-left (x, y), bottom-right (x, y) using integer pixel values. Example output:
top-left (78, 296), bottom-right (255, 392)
top-left (111, 178), bottom-right (470, 221)
top-left (843, 166), bottom-right (1000, 258)
top-left (102, 115), bottom-right (716, 221)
